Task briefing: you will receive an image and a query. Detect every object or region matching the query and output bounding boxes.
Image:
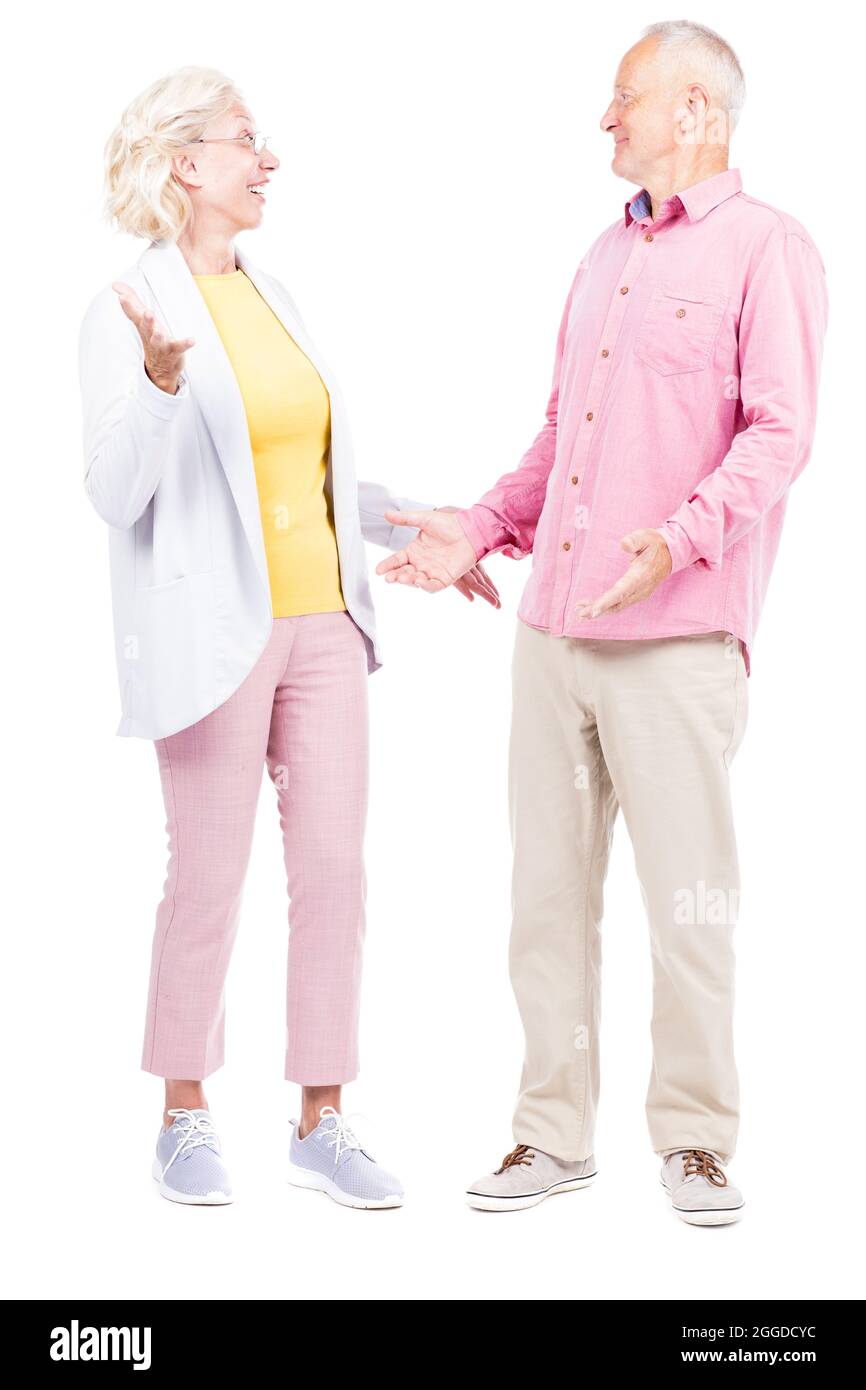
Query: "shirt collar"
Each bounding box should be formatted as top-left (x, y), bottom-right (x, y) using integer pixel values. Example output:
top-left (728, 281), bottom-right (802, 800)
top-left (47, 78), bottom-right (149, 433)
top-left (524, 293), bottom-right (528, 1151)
top-left (624, 167), bottom-right (743, 227)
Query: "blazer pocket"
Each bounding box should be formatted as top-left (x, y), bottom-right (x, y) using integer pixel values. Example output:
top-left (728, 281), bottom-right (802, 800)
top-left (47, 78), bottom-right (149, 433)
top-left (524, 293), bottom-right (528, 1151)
top-left (129, 570), bottom-right (217, 724)
top-left (633, 284), bottom-right (727, 376)
top-left (135, 570), bottom-right (214, 595)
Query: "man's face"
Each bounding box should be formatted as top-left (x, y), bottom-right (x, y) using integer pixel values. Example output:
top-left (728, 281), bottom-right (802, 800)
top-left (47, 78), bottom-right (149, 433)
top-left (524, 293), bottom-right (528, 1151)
top-left (599, 37), bottom-right (693, 187)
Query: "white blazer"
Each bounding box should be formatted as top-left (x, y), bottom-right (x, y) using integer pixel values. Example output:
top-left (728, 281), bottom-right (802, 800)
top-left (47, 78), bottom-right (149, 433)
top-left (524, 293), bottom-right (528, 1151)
top-left (78, 237), bottom-right (431, 740)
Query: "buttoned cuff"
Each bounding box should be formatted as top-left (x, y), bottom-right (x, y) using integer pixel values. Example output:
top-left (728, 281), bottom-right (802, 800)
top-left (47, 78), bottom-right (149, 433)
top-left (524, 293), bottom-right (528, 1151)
top-left (655, 521), bottom-right (700, 575)
top-left (454, 506), bottom-right (511, 562)
top-left (134, 362), bottom-right (190, 420)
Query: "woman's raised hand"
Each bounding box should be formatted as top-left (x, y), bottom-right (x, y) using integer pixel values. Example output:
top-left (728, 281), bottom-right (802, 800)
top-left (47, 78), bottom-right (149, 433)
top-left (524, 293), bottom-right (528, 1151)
top-left (112, 281), bottom-right (195, 395)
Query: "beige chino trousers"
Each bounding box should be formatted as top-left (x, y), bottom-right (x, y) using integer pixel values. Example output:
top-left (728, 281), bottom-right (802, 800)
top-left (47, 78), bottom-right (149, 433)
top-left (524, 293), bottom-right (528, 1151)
top-left (508, 618), bottom-right (748, 1166)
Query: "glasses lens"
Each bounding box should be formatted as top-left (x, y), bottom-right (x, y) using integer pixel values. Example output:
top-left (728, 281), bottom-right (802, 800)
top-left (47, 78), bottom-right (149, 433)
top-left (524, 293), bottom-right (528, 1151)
top-left (254, 133), bottom-right (268, 155)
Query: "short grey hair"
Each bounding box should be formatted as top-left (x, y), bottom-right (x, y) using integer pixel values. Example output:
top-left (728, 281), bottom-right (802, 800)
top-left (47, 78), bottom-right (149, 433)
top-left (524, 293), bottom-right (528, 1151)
top-left (640, 20), bottom-right (746, 136)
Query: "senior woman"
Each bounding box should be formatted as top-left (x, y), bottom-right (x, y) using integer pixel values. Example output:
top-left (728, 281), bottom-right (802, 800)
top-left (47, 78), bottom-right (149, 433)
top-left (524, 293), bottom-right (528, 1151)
top-left (78, 65), bottom-right (498, 1209)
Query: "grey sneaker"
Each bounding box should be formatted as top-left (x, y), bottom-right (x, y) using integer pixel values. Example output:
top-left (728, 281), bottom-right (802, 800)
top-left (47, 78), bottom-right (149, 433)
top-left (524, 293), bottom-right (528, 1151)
top-left (660, 1148), bottom-right (744, 1225)
top-left (151, 1107), bottom-right (233, 1205)
top-left (466, 1141), bottom-right (597, 1211)
top-left (288, 1106), bottom-right (404, 1209)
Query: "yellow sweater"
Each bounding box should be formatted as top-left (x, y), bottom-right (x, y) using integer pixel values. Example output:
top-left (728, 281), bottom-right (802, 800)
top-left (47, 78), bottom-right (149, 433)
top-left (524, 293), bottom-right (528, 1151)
top-left (192, 268), bottom-right (346, 617)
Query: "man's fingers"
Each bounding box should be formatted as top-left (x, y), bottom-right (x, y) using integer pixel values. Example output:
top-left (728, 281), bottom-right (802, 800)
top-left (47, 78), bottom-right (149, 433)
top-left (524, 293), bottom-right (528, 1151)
top-left (574, 531), bottom-right (670, 620)
top-left (582, 586), bottom-right (634, 617)
top-left (384, 565), bottom-right (417, 583)
top-left (383, 510), bottom-right (430, 528)
top-left (376, 549), bottom-right (410, 574)
top-left (620, 531), bottom-right (642, 554)
top-left (575, 576), bottom-right (634, 618)
top-left (463, 570), bottom-right (500, 607)
top-left (471, 565), bottom-right (501, 604)
top-left (576, 548), bottom-right (656, 617)
top-left (621, 527), bottom-right (655, 554)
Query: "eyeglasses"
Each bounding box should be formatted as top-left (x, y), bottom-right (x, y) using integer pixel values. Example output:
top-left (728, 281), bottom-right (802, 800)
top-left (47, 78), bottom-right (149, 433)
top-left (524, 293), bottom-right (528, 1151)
top-left (193, 132), bottom-right (270, 156)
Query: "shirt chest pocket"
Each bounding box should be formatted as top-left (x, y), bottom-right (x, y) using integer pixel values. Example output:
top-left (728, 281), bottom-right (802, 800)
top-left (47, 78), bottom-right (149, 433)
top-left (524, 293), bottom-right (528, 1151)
top-left (633, 285), bottom-right (728, 376)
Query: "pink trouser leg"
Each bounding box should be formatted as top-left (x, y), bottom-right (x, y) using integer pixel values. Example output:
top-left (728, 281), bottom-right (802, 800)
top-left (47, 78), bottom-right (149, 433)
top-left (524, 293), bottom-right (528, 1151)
top-left (265, 613), bottom-right (370, 1085)
top-left (140, 611), bottom-right (369, 1083)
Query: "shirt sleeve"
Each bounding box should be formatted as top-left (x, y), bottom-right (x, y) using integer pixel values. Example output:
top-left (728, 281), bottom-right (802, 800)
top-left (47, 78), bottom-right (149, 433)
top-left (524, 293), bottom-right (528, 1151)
top-left (655, 228), bottom-right (829, 574)
top-left (453, 267), bottom-right (581, 563)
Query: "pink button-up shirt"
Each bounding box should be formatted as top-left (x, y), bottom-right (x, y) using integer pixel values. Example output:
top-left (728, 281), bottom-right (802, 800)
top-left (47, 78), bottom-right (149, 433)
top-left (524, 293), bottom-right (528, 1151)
top-left (454, 167), bottom-right (828, 672)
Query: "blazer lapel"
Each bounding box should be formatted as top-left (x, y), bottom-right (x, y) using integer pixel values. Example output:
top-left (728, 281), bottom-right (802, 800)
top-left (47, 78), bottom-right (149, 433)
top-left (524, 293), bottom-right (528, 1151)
top-left (137, 237), bottom-right (270, 598)
top-left (232, 243), bottom-right (356, 549)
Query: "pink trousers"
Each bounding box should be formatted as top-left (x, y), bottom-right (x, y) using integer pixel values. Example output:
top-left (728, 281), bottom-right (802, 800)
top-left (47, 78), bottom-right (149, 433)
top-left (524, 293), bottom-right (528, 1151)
top-left (140, 611), bottom-right (370, 1085)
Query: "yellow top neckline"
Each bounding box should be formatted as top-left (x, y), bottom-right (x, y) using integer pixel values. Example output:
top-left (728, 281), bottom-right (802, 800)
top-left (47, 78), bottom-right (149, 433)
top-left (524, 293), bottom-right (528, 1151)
top-left (192, 268), bottom-right (246, 280)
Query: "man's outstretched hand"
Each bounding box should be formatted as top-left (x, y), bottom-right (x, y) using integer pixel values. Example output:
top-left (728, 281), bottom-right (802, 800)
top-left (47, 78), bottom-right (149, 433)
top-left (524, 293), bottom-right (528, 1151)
top-left (375, 507), bottom-right (500, 607)
top-left (574, 528), bottom-right (672, 619)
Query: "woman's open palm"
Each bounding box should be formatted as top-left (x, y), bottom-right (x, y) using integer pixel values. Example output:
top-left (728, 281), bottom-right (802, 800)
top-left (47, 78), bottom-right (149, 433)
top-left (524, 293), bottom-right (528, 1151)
top-left (112, 281), bottom-right (195, 393)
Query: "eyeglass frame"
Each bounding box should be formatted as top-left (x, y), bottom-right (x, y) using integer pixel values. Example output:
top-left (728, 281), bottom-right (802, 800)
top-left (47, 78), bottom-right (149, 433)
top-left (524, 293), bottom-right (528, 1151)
top-left (191, 132), bottom-right (270, 156)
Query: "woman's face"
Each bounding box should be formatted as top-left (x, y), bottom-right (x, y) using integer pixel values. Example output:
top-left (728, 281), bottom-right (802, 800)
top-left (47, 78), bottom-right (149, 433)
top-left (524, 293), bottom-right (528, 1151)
top-left (174, 100), bottom-right (279, 234)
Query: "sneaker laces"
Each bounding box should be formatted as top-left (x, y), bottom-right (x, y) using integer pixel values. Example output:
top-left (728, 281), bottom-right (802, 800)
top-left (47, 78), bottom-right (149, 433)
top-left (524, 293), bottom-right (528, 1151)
top-left (316, 1105), bottom-right (368, 1164)
top-left (494, 1142), bottom-right (536, 1175)
top-left (162, 1107), bottom-right (220, 1175)
top-left (680, 1148), bottom-right (728, 1187)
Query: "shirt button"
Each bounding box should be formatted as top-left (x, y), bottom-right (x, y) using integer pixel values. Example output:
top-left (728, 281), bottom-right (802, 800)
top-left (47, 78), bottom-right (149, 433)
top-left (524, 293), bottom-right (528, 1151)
top-left (644, 233), bottom-right (653, 242)
top-left (571, 474), bottom-right (578, 484)
top-left (586, 411), bottom-right (593, 421)
top-left (676, 307), bottom-right (686, 318)
top-left (601, 348), bottom-right (609, 357)
top-left (620, 285), bottom-right (629, 294)
top-left (562, 541), bottom-right (572, 551)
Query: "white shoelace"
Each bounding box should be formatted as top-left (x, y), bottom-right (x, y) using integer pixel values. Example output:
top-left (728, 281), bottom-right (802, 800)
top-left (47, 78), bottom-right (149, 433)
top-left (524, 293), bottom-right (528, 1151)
top-left (161, 1107), bottom-right (219, 1175)
top-left (317, 1105), bottom-right (367, 1164)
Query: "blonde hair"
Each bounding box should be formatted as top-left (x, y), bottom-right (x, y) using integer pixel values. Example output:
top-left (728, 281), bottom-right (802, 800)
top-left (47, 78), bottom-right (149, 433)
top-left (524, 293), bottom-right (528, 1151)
top-left (102, 65), bottom-right (245, 242)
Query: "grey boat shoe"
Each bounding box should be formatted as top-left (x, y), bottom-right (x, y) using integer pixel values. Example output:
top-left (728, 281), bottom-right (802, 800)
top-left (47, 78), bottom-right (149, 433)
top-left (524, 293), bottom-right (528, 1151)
top-left (466, 1141), bottom-right (597, 1211)
top-left (660, 1148), bottom-right (744, 1225)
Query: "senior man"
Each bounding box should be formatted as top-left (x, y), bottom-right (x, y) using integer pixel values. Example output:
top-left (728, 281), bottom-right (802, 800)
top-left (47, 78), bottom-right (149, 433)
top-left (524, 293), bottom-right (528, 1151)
top-left (377, 20), bottom-right (827, 1224)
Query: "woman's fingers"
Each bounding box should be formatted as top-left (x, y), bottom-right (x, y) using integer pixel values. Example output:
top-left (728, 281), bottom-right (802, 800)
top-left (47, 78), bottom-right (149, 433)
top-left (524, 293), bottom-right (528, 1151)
top-left (112, 283), bottom-right (195, 366)
top-left (139, 309), bottom-right (158, 346)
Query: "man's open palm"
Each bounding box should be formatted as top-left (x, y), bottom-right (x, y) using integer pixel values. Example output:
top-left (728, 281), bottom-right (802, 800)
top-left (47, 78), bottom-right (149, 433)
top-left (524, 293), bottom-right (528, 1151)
top-left (375, 507), bottom-right (498, 605)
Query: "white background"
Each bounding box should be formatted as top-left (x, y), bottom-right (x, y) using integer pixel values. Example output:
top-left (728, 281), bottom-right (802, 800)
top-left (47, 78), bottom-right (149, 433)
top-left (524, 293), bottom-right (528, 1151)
top-left (3, 0), bottom-right (863, 1302)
